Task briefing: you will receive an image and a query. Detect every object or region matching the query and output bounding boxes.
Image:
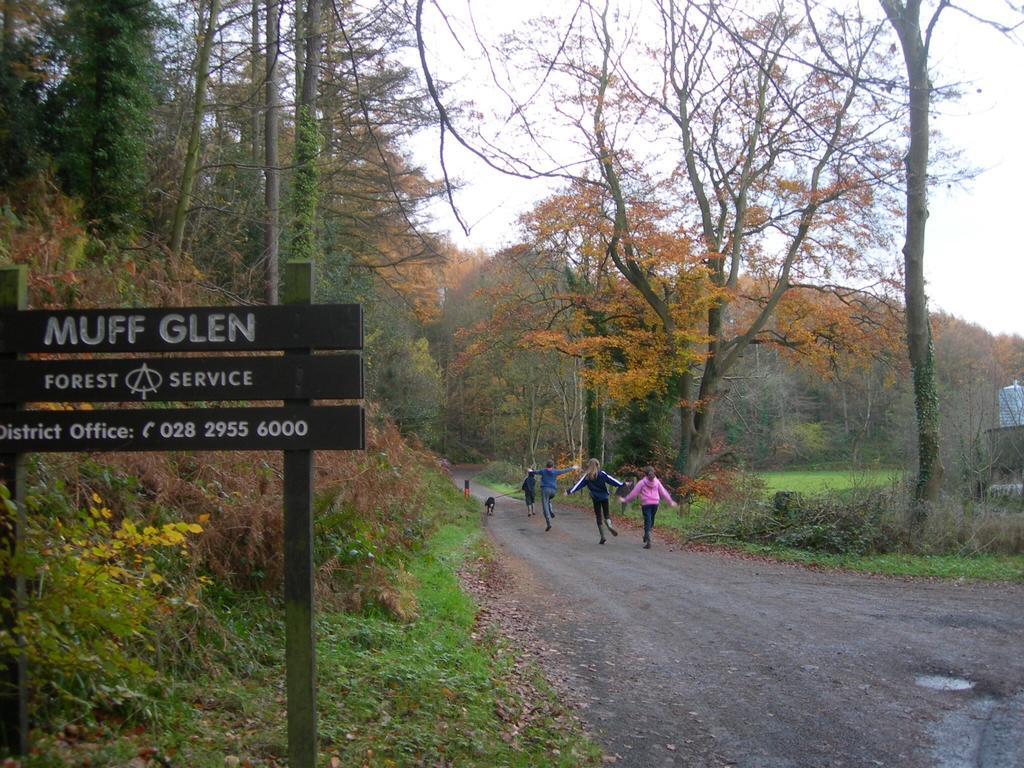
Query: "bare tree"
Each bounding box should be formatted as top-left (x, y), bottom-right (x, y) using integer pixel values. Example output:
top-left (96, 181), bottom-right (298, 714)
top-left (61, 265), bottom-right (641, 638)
top-left (170, 0), bottom-right (223, 256)
top-left (416, 0), bottom-right (903, 477)
top-left (642, 1), bottom-right (902, 476)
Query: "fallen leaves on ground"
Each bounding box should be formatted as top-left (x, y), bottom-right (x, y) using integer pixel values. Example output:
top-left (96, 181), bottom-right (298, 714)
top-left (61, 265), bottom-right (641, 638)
top-left (458, 546), bottom-right (600, 761)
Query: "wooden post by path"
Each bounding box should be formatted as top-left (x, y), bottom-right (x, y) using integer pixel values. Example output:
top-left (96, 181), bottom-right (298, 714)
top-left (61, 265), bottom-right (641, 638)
top-left (0, 265), bottom-right (28, 754)
top-left (282, 260), bottom-right (316, 767)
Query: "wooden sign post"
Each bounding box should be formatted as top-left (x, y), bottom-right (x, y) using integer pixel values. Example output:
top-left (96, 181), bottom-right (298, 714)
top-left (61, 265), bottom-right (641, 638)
top-left (283, 260), bottom-right (316, 766)
top-left (0, 262), bottom-right (363, 763)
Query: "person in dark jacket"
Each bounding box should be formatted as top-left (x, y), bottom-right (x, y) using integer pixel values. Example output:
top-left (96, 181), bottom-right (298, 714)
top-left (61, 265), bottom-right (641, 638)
top-left (528, 461), bottom-right (577, 531)
top-left (521, 472), bottom-right (536, 516)
top-left (568, 458), bottom-right (624, 544)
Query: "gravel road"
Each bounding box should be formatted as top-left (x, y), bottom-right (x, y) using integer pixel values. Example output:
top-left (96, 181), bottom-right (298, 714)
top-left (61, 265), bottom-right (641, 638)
top-left (456, 470), bottom-right (1024, 768)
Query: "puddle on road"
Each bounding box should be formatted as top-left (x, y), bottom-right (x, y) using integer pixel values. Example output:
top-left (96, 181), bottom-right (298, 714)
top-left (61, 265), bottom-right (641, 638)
top-left (915, 674), bottom-right (975, 691)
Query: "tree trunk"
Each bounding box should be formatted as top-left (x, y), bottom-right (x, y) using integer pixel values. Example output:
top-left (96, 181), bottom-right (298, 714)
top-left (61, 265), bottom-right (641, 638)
top-left (881, 0), bottom-right (944, 508)
top-left (294, 0), bottom-right (304, 119)
top-left (677, 372), bottom-right (719, 478)
top-left (290, 0), bottom-right (322, 269)
top-left (527, 377), bottom-right (538, 467)
top-left (904, 39), bottom-right (943, 505)
top-left (169, 0), bottom-right (222, 256)
top-left (322, 0), bottom-right (336, 148)
top-left (585, 380), bottom-right (602, 462)
top-left (577, 364), bottom-right (585, 465)
top-left (299, 0), bottom-right (319, 110)
top-left (842, 385), bottom-right (850, 435)
top-left (675, 300), bottom-right (726, 478)
top-left (264, 0), bottom-right (281, 304)
top-left (250, 0), bottom-right (260, 165)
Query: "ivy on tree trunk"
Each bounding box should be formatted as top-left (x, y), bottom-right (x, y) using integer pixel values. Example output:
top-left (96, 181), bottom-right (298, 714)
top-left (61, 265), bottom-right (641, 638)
top-left (290, 105), bottom-right (321, 267)
top-left (880, 0), bottom-right (945, 508)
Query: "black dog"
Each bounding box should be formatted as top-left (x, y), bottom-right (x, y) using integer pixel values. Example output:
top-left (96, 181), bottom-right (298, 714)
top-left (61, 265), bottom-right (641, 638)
top-left (484, 497), bottom-right (495, 516)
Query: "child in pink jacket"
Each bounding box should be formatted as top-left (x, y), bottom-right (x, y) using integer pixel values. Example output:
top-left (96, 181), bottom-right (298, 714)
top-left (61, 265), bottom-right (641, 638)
top-left (621, 466), bottom-right (677, 549)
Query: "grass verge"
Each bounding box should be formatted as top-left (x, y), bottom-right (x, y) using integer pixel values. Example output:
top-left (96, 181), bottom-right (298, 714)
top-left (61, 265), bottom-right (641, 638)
top-left (639, 504), bottom-right (1024, 582)
top-left (730, 545), bottom-right (1024, 581)
top-left (24, 482), bottom-right (600, 767)
top-left (315, 517), bottom-right (600, 767)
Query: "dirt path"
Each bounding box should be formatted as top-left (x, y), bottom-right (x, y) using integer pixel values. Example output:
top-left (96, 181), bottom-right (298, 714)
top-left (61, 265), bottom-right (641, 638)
top-left (456, 470), bottom-right (1024, 767)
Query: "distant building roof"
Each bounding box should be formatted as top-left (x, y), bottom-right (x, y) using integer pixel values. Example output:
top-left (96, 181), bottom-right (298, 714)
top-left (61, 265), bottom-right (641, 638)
top-left (999, 381), bottom-right (1024, 428)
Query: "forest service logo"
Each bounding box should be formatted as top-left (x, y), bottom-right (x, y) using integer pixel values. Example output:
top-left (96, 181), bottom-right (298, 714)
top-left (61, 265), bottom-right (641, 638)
top-left (125, 363), bottom-right (163, 400)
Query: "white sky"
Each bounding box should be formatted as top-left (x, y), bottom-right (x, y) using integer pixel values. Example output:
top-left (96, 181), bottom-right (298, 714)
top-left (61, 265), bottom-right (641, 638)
top-left (413, 2), bottom-right (1024, 338)
top-left (926, 14), bottom-right (1024, 338)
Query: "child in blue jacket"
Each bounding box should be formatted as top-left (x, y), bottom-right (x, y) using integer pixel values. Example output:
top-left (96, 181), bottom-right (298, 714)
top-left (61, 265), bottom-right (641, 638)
top-left (528, 461), bottom-right (577, 531)
top-left (568, 458), bottom-right (624, 544)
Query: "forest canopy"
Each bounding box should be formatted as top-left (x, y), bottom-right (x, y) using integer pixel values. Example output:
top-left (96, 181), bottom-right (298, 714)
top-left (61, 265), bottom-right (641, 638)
top-left (0, 0), bottom-right (1021, 486)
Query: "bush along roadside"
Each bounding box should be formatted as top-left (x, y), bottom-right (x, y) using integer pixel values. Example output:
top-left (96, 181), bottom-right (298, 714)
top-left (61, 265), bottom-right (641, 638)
top-left (682, 484), bottom-right (1024, 582)
top-left (10, 450), bottom-right (600, 766)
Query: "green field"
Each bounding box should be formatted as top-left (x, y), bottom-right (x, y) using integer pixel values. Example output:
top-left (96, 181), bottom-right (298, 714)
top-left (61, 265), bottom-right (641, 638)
top-left (758, 469), bottom-right (903, 495)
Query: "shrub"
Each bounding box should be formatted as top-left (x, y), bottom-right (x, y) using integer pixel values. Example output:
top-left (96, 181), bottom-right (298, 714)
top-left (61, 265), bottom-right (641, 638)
top-left (78, 410), bottom-right (451, 609)
top-left (0, 481), bottom-right (205, 722)
top-left (612, 460), bottom-right (753, 505)
top-left (695, 483), bottom-right (1024, 556)
top-left (695, 486), bottom-right (903, 555)
top-left (770, 491), bottom-right (902, 555)
top-left (913, 500), bottom-right (1024, 556)
top-left (3, 413), bottom-right (472, 733)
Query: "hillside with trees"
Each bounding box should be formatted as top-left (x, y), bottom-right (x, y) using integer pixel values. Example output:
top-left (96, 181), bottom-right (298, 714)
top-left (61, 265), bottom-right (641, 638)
top-left (435, 246), bottom-right (1023, 482)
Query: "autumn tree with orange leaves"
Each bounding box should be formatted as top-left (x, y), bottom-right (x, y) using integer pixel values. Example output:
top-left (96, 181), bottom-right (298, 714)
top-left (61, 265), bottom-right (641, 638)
top-left (418, 0), bottom-right (906, 479)
top-left (487, 180), bottom-right (715, 462)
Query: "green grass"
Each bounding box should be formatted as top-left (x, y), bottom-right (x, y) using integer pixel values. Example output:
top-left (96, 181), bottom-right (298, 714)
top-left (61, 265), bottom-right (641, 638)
top-left (25, 480), bottom-right (601, 767)
top-left (24, 594), bottom-right (288, 767)
top-left (476, 480), bottom-right (522, 499)
top-left (757, 469), bottom-right (902, 495)
top-left (638, 503), bottom-right (1023, 582)
top-left (734, 544), bottom-right (1024, 581)
top-left (316, 520), bottom-right (599, 767)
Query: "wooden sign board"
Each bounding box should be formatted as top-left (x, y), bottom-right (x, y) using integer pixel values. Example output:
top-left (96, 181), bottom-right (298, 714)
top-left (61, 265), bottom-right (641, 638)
top-left (0, 272), bottom-right (361, 765)
top-left (0, 405), bottom-right (364, 453)
top-left (0, 305), bottom-right (362, 354)
top-left (0, 355), bottom-right (362, 403)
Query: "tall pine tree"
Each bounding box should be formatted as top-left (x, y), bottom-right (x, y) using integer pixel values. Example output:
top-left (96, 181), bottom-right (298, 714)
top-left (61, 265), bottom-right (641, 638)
top-left (51, 0), bottom-right (156, 240)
